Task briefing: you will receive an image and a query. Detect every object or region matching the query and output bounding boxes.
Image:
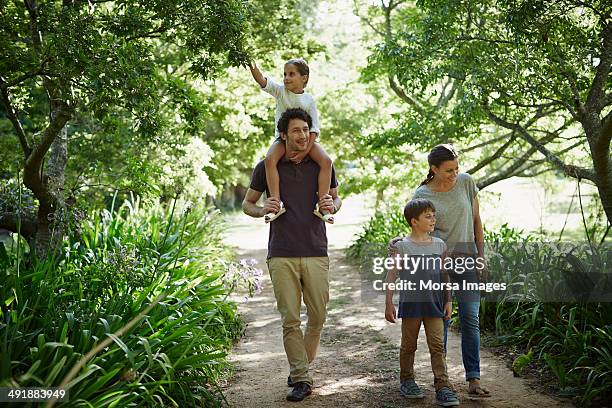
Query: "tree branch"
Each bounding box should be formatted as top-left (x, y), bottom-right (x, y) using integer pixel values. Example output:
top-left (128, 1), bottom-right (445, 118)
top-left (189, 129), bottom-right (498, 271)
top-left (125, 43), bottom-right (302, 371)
top-left (352, 0), bottom-right (385, 37)
top-left (515, 166), bottom-right (551, 178)
top-left (485, 107), bottom-right (595, 182)
top-left (466, 133), bottom-right (517, 175)
top-left (587, 25), bottom-right (612, 112)
top-left (0, 66), bottom-right (48, 89)
top-left (603, 92), bottom-right (612, 109)
top-left (454, 35), bottom-right (515, 45)
top-left (474, 127), bottom-right (560, 188)
top-left (23, 102), bottom-right (74, 198)
top-left (544, 96), bottom-right (578, 120)
top-left (437, 79), bottom-right (457, 109)
top-left (599, 110), bottom-right (612, 151)
top-left (561, 69), bottom-right (583, 114)
top-left (0, 77), bottom-right (32, 157)
top-left (494, 95), bottom-right (559, 110)
top-left (461, 133), bottom-right (512, 154)
top-left (388, 0), bottom-right (407, 12)
top-left (515, 139), bottom-right (585, 177)
top-left (0, 212), bottom-right (37, 238)
top-left (125, 21), bottom-right (180, 42)
top-left (468, 106), bottom-right (565, 176)
top-left (388, 75), bottom-right (427, 116)
top-left (477, 145), bottom-right (545, 189)
top-left (24, 0), bottom-right (42, 51)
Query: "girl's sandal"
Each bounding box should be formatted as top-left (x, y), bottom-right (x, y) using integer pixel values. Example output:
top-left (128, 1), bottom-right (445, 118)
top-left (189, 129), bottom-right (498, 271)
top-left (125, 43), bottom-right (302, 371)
top-left (264, 202), bottom-right (286, 223)
top-left (313, 204), bottom-right (334, 224)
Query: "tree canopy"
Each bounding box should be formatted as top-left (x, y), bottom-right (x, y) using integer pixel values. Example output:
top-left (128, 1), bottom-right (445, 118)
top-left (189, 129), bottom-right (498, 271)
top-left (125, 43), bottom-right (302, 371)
top-left (357, 0), bottom-right (612, 223)
top-left (0, 0), bottom-right (316, 255)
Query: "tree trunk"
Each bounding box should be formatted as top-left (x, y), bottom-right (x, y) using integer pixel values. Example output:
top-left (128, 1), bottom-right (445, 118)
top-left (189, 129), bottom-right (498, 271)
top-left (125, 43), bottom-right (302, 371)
top-left (591, 146), bottom-right (612, 225)
top-left (375, 188), bottom-right (384, 212)
top-left (34, 107), bottom-right (68, 258)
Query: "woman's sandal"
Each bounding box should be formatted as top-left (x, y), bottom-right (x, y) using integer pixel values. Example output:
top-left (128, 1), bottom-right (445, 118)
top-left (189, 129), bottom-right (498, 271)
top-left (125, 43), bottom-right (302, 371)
top-left (467, 384), bottom-right (491, 398)
top-left (313, 203), bottom-right (334, 224)
top-left (264, 201), bottom-right (286, 223)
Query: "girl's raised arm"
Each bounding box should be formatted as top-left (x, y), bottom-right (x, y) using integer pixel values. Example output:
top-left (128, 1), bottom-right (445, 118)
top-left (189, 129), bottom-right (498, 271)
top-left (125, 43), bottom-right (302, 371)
top-left (249, 61), bottom-right (267, 88)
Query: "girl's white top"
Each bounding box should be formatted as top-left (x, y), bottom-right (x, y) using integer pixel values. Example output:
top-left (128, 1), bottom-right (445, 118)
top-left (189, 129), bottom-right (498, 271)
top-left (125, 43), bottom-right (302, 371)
top-left (262, 77), bottom-right (321, 137)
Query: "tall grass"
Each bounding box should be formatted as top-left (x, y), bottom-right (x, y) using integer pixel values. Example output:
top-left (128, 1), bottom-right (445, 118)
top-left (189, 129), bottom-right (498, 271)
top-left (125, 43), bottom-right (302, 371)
top-left (0, 198), bottom-right (247, 407)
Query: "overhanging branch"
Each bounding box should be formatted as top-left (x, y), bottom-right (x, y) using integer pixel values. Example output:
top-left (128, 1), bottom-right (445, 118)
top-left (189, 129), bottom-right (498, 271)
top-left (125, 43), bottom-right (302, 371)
top-left (475, 131), bottom-right (558, 188)
top-left (466, 133), bottom-right (517, 175)
top-left (388, 75), bottom-right (427, 116)
top-left (485, 107), bottom-right (595, 182)
top-left (587, 25), bottom-right (612, 112)
top-left (462, 133), bottom-right (512, 154)
top-left (437, 79), bottom-right (457, 109)
top-left (0, 76), bottom-right (32, 157)
top-left (0, 212), bottom-right (37, 238)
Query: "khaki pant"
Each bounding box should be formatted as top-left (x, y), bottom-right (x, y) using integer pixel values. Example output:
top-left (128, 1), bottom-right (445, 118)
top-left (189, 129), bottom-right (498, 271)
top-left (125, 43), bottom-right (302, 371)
top-left (267, 257), bottom-right (330, 386)
top-left (400, 317), bottom-right (450, 390)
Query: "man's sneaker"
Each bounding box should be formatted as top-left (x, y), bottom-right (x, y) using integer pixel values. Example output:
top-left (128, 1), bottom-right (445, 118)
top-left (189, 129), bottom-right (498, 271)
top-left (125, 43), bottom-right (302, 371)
top-left (287, 376), bottom-right (294, 387)
top-left (436, 387), bottom-right (460, 406)
top-left (400, 379), bottom-right (424, 399)
top-left (286, 382), bottom-right (312, 402)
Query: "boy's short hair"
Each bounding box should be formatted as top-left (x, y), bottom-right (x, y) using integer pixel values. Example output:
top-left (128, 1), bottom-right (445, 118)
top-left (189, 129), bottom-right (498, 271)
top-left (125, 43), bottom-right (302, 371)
top-left (404, 198), bottom-right (436, 228)
top-left (277, 108), bottom-right (313, 135)
top-left (286, 58), bottom-right (309, 86)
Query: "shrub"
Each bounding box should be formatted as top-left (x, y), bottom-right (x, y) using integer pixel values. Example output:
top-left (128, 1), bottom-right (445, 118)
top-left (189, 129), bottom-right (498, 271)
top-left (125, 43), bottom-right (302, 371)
top-left (486, 226), bottom-right (612, 406)
top-left (0, 198), bottom-right (251, 407)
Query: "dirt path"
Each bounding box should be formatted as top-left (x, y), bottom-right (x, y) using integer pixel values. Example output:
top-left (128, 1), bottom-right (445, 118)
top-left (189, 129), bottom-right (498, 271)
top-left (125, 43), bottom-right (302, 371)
top-left (222, 197), bottom-right (572, 407)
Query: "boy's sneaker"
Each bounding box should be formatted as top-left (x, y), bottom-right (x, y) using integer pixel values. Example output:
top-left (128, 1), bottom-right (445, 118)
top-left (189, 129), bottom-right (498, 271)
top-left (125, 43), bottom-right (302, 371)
top-left (436, 387), bottom-right (460, 406)
top-left (400, 379), bottom-right (424, 399)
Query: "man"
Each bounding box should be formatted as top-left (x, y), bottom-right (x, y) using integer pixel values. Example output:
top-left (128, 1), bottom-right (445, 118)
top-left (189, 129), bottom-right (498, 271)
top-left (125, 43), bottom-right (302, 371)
top-left (242, 108), bottom-right (341, 402)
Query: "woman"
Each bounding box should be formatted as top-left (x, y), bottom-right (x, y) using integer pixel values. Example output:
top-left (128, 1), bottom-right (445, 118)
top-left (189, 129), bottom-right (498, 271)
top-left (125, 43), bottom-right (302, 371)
top-left (396, 144), bottom-right (490, 397)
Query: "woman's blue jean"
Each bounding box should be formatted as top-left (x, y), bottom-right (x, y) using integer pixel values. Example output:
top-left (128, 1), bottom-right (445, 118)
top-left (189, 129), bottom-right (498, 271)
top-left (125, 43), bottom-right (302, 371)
top-left (443, 269), bottom-right (481, 381)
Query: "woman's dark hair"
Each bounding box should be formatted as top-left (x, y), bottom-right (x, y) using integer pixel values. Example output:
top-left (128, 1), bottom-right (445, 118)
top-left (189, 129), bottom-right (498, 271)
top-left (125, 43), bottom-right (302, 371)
top-left (420, 144), bottom-right (459, 186)
top-left (277, 108), bottom-right (312, 135)
top-left (286, 58), bottom-right (310, 86)
top-left (404, 198), bottom-right (436, 228)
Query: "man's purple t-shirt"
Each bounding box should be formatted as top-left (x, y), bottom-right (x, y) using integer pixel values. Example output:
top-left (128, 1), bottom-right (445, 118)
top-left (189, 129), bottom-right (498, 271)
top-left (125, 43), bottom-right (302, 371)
top-left (249, 157), bottom-right (338, 258)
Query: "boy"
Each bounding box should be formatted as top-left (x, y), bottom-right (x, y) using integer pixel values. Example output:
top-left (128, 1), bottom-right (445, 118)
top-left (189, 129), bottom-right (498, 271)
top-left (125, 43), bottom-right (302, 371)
top-left (384, 198), bottom-right (460, 406)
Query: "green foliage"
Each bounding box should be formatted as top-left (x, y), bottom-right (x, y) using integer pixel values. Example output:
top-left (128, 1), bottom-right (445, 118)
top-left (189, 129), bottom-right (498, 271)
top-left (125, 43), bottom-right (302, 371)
top-left (358, 0), bottom-right (606, 203)
top-left (486, 228), bottom-right (612, 405)
top-left (346, 208), bottom-right (407, 262)
top-left (1, 0), bottom-right (319, 210)
top-left (0, 199), bottom-right (261, 406)
top-left (512, 349), bottom-right (533, 377)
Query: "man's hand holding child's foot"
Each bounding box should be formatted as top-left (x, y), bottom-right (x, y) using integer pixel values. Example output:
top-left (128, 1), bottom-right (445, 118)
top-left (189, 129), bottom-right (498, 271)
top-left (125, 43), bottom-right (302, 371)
top-left (313, 194), bottom-right (335, 224)
top-left (263, 197), bottom-right (286, 223)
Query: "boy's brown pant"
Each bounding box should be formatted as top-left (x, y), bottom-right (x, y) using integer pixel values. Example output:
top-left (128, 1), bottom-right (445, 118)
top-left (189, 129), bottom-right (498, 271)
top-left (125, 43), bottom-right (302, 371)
top-left (267, 256), bottom-right (330, 386)
top-left (400, 317), bottom-right (450, 390)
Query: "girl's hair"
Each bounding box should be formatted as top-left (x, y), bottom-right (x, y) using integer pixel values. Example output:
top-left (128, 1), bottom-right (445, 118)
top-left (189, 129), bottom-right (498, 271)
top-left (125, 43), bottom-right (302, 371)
top-left (420, 144), bottom-right (459, 186)
top-left (286, 58), bottom-right (310, 86)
